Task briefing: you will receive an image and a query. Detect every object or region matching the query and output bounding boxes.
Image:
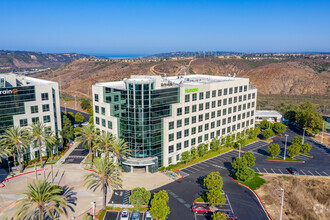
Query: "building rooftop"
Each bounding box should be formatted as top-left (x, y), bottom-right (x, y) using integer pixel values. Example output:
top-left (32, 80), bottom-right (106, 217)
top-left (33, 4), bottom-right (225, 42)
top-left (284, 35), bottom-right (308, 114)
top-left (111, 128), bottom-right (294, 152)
top-left (256, 110), bottom-right (283, 117)
top-left (0, 73), bottom-right (56, 88)
top-left (95, 74), bottom-right (247, 90)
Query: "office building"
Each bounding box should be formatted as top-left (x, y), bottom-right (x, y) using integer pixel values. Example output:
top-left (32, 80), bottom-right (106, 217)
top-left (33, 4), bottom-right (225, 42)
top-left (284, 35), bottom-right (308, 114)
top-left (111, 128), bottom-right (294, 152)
top-left (92, 74), bottom-right (257, 172)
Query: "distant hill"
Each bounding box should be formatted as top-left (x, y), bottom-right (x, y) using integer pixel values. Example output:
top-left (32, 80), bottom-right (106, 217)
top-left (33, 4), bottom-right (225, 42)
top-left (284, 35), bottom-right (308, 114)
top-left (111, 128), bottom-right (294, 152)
top-left (0, 50), bottom-right (94, 72)
top-left (149, 51), bottom-right (243, 58)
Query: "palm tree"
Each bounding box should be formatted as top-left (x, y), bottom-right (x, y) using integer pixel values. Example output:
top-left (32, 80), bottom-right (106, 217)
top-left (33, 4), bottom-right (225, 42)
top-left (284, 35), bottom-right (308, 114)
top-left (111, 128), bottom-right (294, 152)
top-left (94, 132), bottom-right (113, 158)
top-left (15, 179), bottom-right (68, 220)
top-left (74, 123), bottom-right (96, 167)
top-left (83, 157), bottom-right (122, 209)
top-left (29, 122), bottom-right (56, 168)
top-left (0, 126), bottom-right (30, 173)
top-left (111, 136), bottom-right (130, 163)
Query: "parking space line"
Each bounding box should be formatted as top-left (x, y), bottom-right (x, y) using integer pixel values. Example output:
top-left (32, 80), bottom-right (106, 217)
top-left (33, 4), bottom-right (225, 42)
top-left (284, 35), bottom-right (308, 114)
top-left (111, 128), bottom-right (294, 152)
top-left (322, 171), bottom-right (329, 176)
top-left (263, 168), bottom-right (268, 173)
top-left (285, 169), bottom-right (291, 174)
top-left (116, 211), bottom-right (120, 220)
top-left (182, 168), bottom-right (193, 173)
top-left (225, 194), bottom-right (234, 213)
top-left (270, 168), bottom-right (276, 174)
top-left (307, 170), bottom-right (314, 176)
top-left (278, 169), bottom-right (283, 174)
top-left (256, 168), bottom-right (261, 173)
top-left (187, 166), bottom-right (199, 171)
top-left (198, 163), bottom-right (210, 168)
top-left (300, 170), bottom-right (306, 175)
top-left (315, 171), bottom-right (322, 176)
top-left (192, 164), bottom-right (204, 169)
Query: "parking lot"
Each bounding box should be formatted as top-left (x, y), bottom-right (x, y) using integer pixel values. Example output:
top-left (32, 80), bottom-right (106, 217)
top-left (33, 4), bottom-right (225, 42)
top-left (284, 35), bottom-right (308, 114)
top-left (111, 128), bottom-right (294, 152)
top-left (110, 190), bottom-right (131, 205)
top-left (104, 211), bottom-right (145, 220)
top-left (63, 144), bottom-right (88, 164)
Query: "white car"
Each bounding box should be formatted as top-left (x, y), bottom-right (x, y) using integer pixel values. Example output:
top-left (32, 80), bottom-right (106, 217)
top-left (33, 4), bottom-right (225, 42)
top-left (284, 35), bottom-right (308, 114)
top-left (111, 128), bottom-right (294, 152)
top-left (145, 211), bottom-right (153, 220)
top-left (120, 209), bottom-right (129, 220)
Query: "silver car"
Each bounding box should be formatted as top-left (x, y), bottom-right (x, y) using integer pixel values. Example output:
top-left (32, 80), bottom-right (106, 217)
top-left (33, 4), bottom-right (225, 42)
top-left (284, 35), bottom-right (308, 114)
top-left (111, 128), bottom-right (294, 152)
top-left (120, 209), bottom-right (129, 220)
top-left (145, 211), bottom-right (153, 220)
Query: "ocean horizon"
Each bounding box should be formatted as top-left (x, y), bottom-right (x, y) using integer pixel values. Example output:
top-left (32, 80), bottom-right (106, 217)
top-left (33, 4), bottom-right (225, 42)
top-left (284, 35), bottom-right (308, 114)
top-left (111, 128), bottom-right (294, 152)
top-left (87, 53), bottom-right (149, 59)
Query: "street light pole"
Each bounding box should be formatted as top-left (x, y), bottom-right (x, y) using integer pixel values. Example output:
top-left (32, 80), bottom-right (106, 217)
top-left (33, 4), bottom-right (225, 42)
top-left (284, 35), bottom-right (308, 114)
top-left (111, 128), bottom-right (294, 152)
top-left (91, 202), bottom-right (96, 219)
top-left (238, 143), bottom-right (241, 158)
top-left (302, 128), bottom-right (306, 145)
top-left (284, 134), bottom-right (288, 160)
top-left (321, 122), bottom-right (325, 144)
top-left (280, 188), bottom-right (284, 220)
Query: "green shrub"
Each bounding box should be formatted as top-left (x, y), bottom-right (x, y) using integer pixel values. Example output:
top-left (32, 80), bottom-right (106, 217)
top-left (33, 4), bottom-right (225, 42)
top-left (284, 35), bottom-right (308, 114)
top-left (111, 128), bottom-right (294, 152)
top-left (234, 167), bottom-right (255, 182)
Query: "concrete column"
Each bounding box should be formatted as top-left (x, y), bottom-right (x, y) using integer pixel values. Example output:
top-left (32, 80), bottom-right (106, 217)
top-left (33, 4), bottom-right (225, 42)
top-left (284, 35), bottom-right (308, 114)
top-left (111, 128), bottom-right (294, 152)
top-left (146, 165), bottom-right (149, 174)
top-left (131, 166), bottom-right (133, 173)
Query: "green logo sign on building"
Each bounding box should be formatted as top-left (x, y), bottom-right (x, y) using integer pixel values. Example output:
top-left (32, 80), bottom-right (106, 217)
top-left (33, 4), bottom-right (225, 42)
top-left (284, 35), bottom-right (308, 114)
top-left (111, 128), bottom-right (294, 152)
top-left (185, 88), bottom-right (198, 93)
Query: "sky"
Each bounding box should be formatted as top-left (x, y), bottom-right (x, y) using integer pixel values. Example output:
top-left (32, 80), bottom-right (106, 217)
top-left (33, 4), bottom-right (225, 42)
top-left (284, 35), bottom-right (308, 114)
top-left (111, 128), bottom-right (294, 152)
top-left (0, 0), bottom-right (329, 55)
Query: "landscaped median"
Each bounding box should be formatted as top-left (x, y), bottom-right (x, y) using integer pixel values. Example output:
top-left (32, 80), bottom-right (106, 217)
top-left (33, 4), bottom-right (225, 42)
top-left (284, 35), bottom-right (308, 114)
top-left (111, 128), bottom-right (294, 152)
top-left (265, 157), bottom-right (304, 163)
top-left (97, 207), bottom-right (149, 220)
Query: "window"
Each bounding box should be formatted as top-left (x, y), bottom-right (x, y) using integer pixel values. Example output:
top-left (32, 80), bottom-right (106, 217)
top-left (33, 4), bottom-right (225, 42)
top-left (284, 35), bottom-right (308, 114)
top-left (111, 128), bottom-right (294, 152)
top-left (218, 100), bottom-right (221, 107)
top-left (252, 102), bottom-right (255, 107)
top-left (191, 138), bottom-right (196, 146)
top-left (233, 106), bottom-right (237, 113)
top-left (192, 105), bottom-right (197, 112)
top-left (41, 93), bottom-right (49, 101)
top-left (95, 106), bottom-right (99, 114)
top-left (177, 131), bottom-right (182, 139)
top-left (184, 118), bottom-right (189, 126)
top-left (169, 145), bottom-right (174, 153)
top-left (217, 120), bottom-right (221, 127)
top-left (169, 121), bottom-right (174, 130)
top-left (228, 107), bottom-right (232, 114)
top-left (177, 119), bottom-right (182, 128)
top-left (105, 87), bottom-right (111, 93)
top-left (248, 103), bottom-right (251, 109)
top-left (211, 111), bottom-right (215, 119)
top-left (96, 117), bottom-right (100, 125)
top-left (32, 117), bottom-right (39, 124)
top-left (248, 94), bottom-right (251, 100)
top-left (223, 99), bottom-right (227, 105)
top-left (198, 125), bottom-right (203, 133)
top-left (185, 106), bottom-right (190, 114)
top-left (233, 115), bottom-right (237, 122)
top-left (227, 126), bottom-right (231, 133)
top-left (43, 115), bottom-right (51, 123)
top-left (229, 88), bottom-right (233, 94)
top-left (198, 136), bottom-right (202, 143)
top-left (94, 94), bottom-right (99, 102)
top-left (31, 106), bottom-right (38, 114)
top-left (239, 86), bottom-right (243, 92)
top-left (212, 101), bottom-right (216, 108)
top-left (218, 89), bottom-right (222, 96)
top-left (222, 128), bottom-right (226, 135)
top-left (102, 119), bottom-right (106, 127)
top-left (176, 143), bottom-right (182, 151)
top-left (185, 94), bottom-right (190, 102)
top-left (229, 98), bottom-right (232, 104)
top-left (232, 125), bottom-right (236, 131)
top-left (239, 96), bottom-right (242, 102)
top-left (224, 88), bottom-right (228, 95)
top-left (199, 103), bottom-right (203, 111)
top-left (205, 113), bottom-right (209, 120)
top-left (177, 108), bottom-right (182, 116)
top-left (216, 130), bottom-right (220, 136)
top-left (211, 122), bottom-right (215, 129)
top-left (192, 93), bottom-right (197, 101)
top-left (228, 117), bottom-right (232, 124)
top-left (217, 110), bottom-right (221, 117)
top-left (212, 90), bottom-right (216, 97)
top-left (184, 129), bottom-right (189, 137)
top-left (205, 123), bottom-right (209, 131)
top-left (108, 121), bottom-right (112, 129)
top-left (205, 102), bottom-right (210, 109)
top-left (244, 85), bottom-right (247, 92)
top-left (168, 157), bottom-right (172, 165)
top-left (234, 87), bottom-right (238, 93)
top-left (101, 107), bottom-right (105, 115)
top-left (20, 119), bottom-right (28, 127)
top-left (169, 133), bottom-right (174, 142)
top-left (243, 104), bottom-right (246, 110)
top-left (222, 118), bottom-right (226, 125)
top-left (191, 127), bottom-right (196, 134)
top-left (238, 114), bottom-right (241, 120)
top-left (184, 140), bottom-right (189, 148)
top-left (192, 116), bottom-right (197, 124)
top-left (234, 96), bottom-right (237, 103)
top-left (223, 109), bottom-right (227, 115)
top-left (42, 104), bottom-right (50, 112)
top-left (198, 114), bottom-right (203, 122)
top-left (247, 111), bottom-right (250, 117)
top-left (199, 92), bottom-right (204, 100)
top-left (176, 154), bottom-right (180, 161)
top-left (237, 123), bottom-right (241, 129)
top-left (238, 105), bottom-right (242, 111)
top-left (204, 134), bottom-right (209, 141)
top-left (206, 91), bottom-right (210, 99)
top-left (251, 110), bottom-right (254, 116)
top-left (252, 93), bottom-right (256, 99)
top-left (244, 95), bottom-right (247, 101)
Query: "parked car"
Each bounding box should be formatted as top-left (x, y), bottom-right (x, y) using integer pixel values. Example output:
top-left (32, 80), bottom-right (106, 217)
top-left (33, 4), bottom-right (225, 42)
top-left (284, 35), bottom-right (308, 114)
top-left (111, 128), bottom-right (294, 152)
top-left (120, 209), bottom-right (129, 220)
top-left (287, 167), bottom-right (299, 175)
top-left (145, 211), bottom-right (153, 220)
top-left (225, 212), bottom-right (238, 220)
top-left (131, 210), bottom-right (140, 220)
top-left (192, 204), bottom-right (211, 214)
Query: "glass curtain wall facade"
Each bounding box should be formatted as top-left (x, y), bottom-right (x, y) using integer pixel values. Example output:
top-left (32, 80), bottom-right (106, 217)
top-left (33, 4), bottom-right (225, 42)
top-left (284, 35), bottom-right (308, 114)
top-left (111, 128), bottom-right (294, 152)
top-left (103, 81), bottom-right (179, 166)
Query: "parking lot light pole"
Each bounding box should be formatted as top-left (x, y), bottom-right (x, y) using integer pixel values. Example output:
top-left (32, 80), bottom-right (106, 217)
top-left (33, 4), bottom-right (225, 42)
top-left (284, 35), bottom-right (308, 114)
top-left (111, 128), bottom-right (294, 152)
top-left (238, 143), bottom-right (241, 158)
top-left (280, 188), bottom-right (284, 220)
top-left (91, 202), bottom-right (96, 219)
top-left (284, 134), bottom-right (288, 160)
top-left (302, 128), bottom-right (306, 145)
top-left (321, 122), bottom-right (325, 144)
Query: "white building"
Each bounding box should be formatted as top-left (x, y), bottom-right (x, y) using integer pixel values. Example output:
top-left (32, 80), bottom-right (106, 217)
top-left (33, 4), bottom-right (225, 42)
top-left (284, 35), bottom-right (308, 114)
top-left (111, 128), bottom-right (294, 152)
top-left (0, 73), bottom-right (62, 160)
top-left (255, 110), bottom-right (282, 123)
top-left (93, 74), bottom-right (257, 172)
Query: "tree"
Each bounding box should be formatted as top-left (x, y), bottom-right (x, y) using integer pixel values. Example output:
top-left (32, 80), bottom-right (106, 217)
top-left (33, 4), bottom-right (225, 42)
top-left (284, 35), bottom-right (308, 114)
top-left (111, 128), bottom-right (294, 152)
top-left (287, 144), bottom-right (301, 158)
top-left (75, 112), bottom-right (84, 124)
top-left (111, 136), bottom-right (130, 163)
top-left (204, 172), bottom-right (223, 191)
top-left (150, 190), bottom-right (170, 220)
top-left (206, 188), bottom-right (226, 206)
top-left (232, 157), bottom-right (247, 171)
top-left (29, 122), bottom-right (56, 168)
top-left (211, 137), bottom-right (221, 151)
top-left (291, 136), bottom-right (303, 146)
top-left (249, 126), bottom-right (260, 139)
top-left (190, 146), bottom-right (198, 159)
top-left (243, 152), bottom-right (255, 167)
top-left (129, 187), bottom-right (151, 207)
top-left (301, 143), bottom-right (312, 154)
top-left (212, 211), bottom-right (227, 220)
top-left (234, 167), bottom-right (255, 182)
top-left (268, 143), bottom-right (280, 158)
top-left (197, 143), bottom-right (208, 157)
top-left (62, 115), bottom-right (74, 140)
top-left (181, 151), bottom-right (191, 163)
top-left (45, 130), bottom-right (57, 161)
top-left (260, 120), bottom-right (272, 129)
top-left (263, 129), bottom-right (274, 139)
top-left (80, 99), bottom-right (91, 110)
top-left (284, 110), bottom-right (296, 123)
top-left (15, 179), bottom-right (68, 220)
top-left (75, 123), bottom-right (96, 167)
top-left (66, 112), bottom-right (75, 123)
top-left (83, 157), bottom-right (122, 209)
top-left (0, 126), bottom-right (30, 173)
top-left (273, 122), bottom-right (286, 134)
top-left (296, 102), bottom-right (323, 135)
top-left (88, 108), bottom-right (94, 124)
top-left (94, 132), bottom-right (113, 158)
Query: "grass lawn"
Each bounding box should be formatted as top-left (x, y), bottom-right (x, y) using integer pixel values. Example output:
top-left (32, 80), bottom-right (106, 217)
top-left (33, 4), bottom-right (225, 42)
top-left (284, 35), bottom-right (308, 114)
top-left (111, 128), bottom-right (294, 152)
top-left (266, 156), bottom-right (303, 162)
top-left (236, 173), bottom-right (266, 190)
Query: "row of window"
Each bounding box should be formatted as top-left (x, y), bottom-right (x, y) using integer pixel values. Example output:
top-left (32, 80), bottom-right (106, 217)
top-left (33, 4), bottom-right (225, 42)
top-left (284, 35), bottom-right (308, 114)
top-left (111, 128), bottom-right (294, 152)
top-left (169, 119), bottom-right (253, 144)
top-left (95, 105), bottom-right (106, 115)
top-left (95, 117), bottom-right (113, 129)
top-left (30, 104), bottom-right (50, 113)
top-left (168, 120), bottom-right (253, 155)
top-left (19, 115), bottom-right (51, 127)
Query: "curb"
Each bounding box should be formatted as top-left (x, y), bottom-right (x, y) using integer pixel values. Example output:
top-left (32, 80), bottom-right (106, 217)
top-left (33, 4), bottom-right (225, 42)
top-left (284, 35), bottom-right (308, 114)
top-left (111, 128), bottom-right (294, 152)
top-left (0, 168), bottom-right (49, 188)
top-left (230, 176), bottom-right (272, 220)
top-left (265, 159), bottom-right (305, 163)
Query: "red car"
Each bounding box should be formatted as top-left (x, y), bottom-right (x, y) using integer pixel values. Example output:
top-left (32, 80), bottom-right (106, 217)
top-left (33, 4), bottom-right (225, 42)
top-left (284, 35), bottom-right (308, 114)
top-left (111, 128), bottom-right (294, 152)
top-left (192, 205), bottom-right (211, 214)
